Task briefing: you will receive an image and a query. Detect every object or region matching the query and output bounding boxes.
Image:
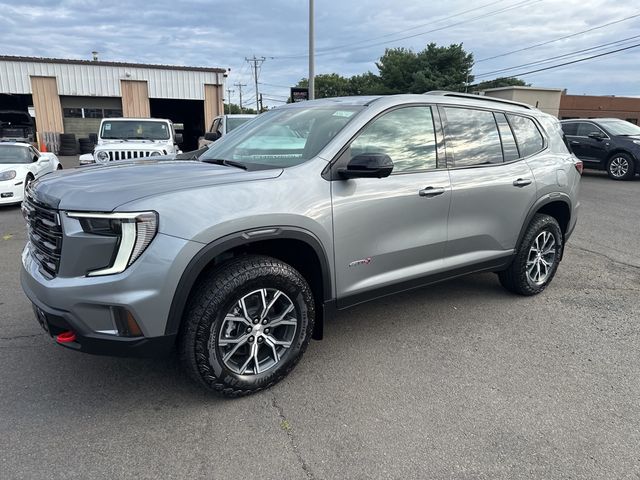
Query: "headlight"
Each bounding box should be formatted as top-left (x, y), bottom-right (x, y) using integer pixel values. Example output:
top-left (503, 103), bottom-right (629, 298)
top-left (66, 211), bottom-right (158, 276)
top-left (150, 151), bottom-right (161, 156)
top-left (96, 151), bottom-right (109, 161)
top-left (0, 170), bottom-right (17, 181)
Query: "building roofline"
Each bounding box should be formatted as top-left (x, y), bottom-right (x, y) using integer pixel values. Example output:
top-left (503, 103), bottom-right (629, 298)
top-left (0, 55), bottom-right (227, 74)
top-left (481, 86), bottom-right (563, 93)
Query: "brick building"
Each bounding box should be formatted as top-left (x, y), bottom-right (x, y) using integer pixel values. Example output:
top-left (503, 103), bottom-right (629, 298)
top-left (559, 94), bottom-right (640, 124)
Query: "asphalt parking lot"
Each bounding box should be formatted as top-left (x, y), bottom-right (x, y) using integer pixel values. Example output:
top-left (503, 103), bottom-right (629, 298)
top-left (1, 159), bottom-right (638, 479)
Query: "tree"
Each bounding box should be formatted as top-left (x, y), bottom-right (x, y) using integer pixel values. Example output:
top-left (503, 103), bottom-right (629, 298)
top-left (473, 77), bottom-right (529, 91)
top-left (348, 72), bottom-right (387, 95)
top-left (226, 103), bottom-right (257, 114)
top-left (295, 73), bottom-right (352, 99)
top-left (376, 43), bottom-right (474, 94)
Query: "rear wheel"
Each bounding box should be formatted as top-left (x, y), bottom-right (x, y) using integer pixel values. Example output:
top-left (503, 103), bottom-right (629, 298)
top-left (498, 214), bottom-right (562, 296)
top-left (179, 255), bottom-right (314, 396)
top-left (606, 153), bottom-right (635, 180)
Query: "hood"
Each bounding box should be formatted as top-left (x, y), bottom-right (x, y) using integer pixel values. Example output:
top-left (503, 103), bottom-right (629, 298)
top-left (30, 159), bottom-right (282, 211)
top-left (95, 139), bottom-right (169, 150)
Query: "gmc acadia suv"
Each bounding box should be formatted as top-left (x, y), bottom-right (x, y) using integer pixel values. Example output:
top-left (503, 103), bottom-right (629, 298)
top-left (21, 92), bottom-right (581, 396)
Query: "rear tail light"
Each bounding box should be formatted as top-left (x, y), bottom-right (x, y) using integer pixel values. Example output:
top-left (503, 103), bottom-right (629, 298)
top-left (574, 158), bottom-right (583, 175)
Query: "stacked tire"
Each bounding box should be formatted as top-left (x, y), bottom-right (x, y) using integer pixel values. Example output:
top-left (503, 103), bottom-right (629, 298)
top-left (78, 137), bottom-right (94, 154)
top-left (58, 134), bottom-right (78, 156)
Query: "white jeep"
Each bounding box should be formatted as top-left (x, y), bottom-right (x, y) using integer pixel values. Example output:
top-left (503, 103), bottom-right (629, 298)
top-left (79, 118), bottom-right (182, 165)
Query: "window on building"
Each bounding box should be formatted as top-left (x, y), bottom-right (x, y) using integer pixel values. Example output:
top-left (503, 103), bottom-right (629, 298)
top-left (444, 107), bottom-right (503, 166)
top-left (63, 108), bottom-right (83, 118)
top-left (506, 114), bottom-right (544, 157)
top-left (104, 109), bottom-right (123, 118)
top-left (84, 108), bottom-right (104, 119)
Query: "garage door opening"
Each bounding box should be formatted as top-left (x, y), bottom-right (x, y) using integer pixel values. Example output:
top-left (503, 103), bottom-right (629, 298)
top-left (150, 99), bottom-right (204, 152)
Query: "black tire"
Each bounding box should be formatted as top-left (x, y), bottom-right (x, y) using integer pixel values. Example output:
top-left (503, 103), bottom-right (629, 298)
top-left (606, 153), bottom-right (635, 180)
top-left (179, 255), bottom-right (315, 396)
top-left (498, 214), bottom-right (563, 296)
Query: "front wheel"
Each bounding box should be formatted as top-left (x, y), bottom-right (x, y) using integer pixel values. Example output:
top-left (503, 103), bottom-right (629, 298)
top-left (498, 214), bottom-right (563, 296)
top-left (606, 153), bottom-right (635, 180)
top-left (179, 255), bottom-right (314, 396)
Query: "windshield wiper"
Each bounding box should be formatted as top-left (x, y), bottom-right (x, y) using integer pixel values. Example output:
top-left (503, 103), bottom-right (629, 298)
top-left (202, 158), bottom-right (248, 170)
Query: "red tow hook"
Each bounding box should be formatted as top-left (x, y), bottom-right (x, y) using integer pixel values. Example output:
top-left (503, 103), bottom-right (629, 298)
top-left (56, 330), bottom-right (77, 343)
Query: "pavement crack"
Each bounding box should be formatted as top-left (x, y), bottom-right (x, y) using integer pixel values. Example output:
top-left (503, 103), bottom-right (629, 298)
top-left (271, 393), bottom-right (315, 480)
top-left (569, 244), bottom-right (640, 271)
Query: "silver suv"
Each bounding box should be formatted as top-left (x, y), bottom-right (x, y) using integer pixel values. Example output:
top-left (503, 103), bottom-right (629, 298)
top-left (21, 92), bottom-right (581, 396)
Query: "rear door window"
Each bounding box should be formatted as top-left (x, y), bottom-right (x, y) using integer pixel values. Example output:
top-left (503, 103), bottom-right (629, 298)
top-left (561, 122), bottom-right (578, 136)
top-left (443, 107), bottom-right (503, 166)
top-left (507, 114), bottom-right (544, 157)
top-left (494, 113), bottom-right (519, 162)
top-left (576, 122), bottom-right (605, 137)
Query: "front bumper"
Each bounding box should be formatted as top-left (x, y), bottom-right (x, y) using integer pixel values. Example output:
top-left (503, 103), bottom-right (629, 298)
top-left (20, 232), bottom-right (203, 357)
top-left (0, 179), bottom-right (24, 205)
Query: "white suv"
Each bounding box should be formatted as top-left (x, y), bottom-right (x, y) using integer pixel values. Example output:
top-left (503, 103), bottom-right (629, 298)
top-left (79, 118), bottom-right (182, 165)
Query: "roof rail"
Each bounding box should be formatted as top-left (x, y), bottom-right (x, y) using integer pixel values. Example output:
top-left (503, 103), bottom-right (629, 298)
top-left (424, 91), bottom-right (534, 110)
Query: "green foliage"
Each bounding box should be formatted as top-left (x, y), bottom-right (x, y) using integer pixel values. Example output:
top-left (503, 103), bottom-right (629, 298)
top-left (291, 43), bottom-right (529, 100)
top-left (226, 103), bottom-right (257, 114)
top-left (376, 43), bottom-right (474, 93)
top-left (473, 77), bottom-right (529, 91)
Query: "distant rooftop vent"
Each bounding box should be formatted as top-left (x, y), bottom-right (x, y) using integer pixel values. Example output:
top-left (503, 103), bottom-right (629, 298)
top-left (91, 51), bottom-right (99, 62)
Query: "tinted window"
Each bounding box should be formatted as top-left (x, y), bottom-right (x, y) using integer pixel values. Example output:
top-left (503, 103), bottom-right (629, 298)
top-left (350, 106), bottom-right (437, 173)
top-left (576, 123), bottom-right (605, 137)
top-left (507, 114), bottom-right (544, 157)
top-left (495, 112), bottom-right (519, 161)
top-left (444, 107), bottom-right (503, 166)
top-left (561, 122), bottom-right (578, 136)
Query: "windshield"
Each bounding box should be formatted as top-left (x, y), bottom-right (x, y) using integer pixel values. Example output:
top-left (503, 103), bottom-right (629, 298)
top-left (0, 145), bottom-right (30, 164)
top-left (100, 120), bottom-right (171, 140)
top-left (200, 105), bottom-right (363, 168)
top-left (598, 119), bottom-right (640, 136)
top-left (227, 117), bottom-right (253, 132)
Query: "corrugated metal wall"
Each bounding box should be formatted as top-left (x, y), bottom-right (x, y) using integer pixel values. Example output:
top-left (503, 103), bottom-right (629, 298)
top-left (121, 80), bottom-right (150, 117)
top-left (0, 60), bottom-right (223, 100)
top-left (30, 76), bottom-right (63, 133)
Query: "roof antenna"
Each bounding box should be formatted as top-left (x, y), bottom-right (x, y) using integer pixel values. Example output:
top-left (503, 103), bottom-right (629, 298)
top-left (91, 51), bottom-right (99, 61)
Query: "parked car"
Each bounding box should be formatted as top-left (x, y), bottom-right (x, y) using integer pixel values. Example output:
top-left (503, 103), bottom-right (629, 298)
top-left (198, 114), bottom-right (256, 148)
top-left (21, 92), bottom-right (581, 396)
top-left (560, 118), bottom-right (640, 180)
top-left (0, 142), bottom-right (61, 205)
top-left (78, 118), bottom-right (183, 165)
top-left (0, 110), bottom-right (36, 144)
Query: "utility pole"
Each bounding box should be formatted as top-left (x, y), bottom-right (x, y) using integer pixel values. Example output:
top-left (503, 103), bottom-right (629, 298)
top-left (234, 83), bottom-right (246, 113)
top-left (245, 55), bottom-right (266, 113)
top-left (226, 88), bottom-right (234, 114)
top-left (308, 0), bottom-right (315, 100)
top-left (259, 94), bottom-right (263, 113)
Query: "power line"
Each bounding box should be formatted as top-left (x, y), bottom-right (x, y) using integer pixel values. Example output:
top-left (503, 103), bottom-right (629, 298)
top-left (271, 0), bottom-right (538, 59)
top-left (259, 81), bottom-right (292, 88)
top-left (476, 11), bottom-right (640, 63)
top-left (476, 42), bottom-right (640, 81)
top-left (475, 34), bottom-right (640, 79)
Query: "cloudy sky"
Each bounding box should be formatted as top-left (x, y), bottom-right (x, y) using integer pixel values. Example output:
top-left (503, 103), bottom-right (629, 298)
top-left (1, 0), bottom-right (639, 107)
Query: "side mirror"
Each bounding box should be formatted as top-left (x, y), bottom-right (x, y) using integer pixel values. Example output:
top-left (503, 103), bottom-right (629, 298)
top-left (204, 132), bottom-right (221, 142)
top-left (588, 131), bottom-right (605, 140)
top-left (174, 133), bottom-right (184, 144)
top-left (338, 153), bottom-right (394, 179)
top-left (32, 155), bottom-right (38, 163)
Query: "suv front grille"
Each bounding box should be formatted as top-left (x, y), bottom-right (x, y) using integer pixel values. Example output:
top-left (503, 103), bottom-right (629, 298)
top-left (22, 192), bottom-right (63, 279)
top-left (104, 150), bottom-right (156, 161)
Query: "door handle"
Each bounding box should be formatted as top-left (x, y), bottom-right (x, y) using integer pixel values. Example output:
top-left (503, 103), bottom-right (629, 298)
top-left (513, 178), bottom-right (532, 187)
top-left (418, 186), bottom-right (446, 197)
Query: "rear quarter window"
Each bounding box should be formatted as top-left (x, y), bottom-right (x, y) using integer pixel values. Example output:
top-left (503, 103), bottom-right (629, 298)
top-left (507, 114), bottom-right (545, 157)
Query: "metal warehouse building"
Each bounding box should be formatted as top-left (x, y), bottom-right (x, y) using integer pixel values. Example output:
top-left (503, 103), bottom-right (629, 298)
top-left (0, 55), bottom-right (227, 150)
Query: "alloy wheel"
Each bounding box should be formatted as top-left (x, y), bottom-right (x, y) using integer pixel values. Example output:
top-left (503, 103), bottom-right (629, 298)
top-left (526, 231), bottom-right (556, 285)
top-left (213, 288), bottom-right (298, 375)
top-left (610, 157), bottom-right (629, 178)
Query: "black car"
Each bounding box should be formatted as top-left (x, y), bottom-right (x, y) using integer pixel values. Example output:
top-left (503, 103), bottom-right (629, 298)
top-left (560, 118), bottom-right (640, 180)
